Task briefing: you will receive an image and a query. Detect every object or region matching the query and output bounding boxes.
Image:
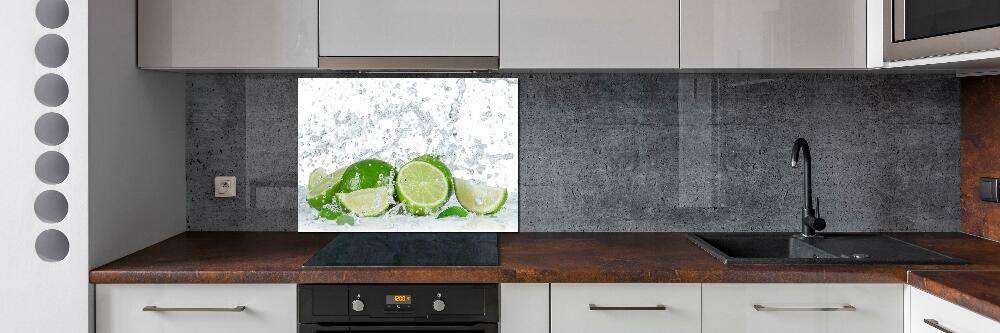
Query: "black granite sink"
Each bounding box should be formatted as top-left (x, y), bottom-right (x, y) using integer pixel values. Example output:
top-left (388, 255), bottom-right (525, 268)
top-left (687, 233), bottom-right (966, 265)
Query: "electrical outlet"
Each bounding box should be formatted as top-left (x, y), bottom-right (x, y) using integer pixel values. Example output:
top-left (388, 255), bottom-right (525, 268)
top-left (215, 176), bottom-right (236, 198)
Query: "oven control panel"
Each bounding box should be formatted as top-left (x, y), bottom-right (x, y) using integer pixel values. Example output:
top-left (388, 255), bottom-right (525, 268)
top-left (299, 284), bottom-right (498, 323)
top-left (385, 294), bottom-right (414, 312)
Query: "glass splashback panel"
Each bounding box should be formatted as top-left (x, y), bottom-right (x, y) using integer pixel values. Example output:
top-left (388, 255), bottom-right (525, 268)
top-left (297, 78), bottom-right (518, 232)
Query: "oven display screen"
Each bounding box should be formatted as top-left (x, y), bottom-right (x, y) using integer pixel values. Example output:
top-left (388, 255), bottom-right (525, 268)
top-left (386, 295), bottom-right (412, 305)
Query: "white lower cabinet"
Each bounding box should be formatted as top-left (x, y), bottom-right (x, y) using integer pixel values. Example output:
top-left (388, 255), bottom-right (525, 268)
top-left (96, 284), bottom-right (297, 333)
top-left (910, 287), bottom-right (1000, 333)
top-left (551, 283), bottom-right (701, 333)
top-left (500, 283), bottom-right (549, 333)
top-left (702, 283), bottom-right (904, 333)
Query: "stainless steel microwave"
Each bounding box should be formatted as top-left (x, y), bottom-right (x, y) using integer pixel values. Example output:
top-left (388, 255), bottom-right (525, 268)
top-left (885, 0), bottom-right (1000, 62)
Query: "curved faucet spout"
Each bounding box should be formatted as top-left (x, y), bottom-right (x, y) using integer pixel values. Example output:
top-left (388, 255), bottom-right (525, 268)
top-left (791, 138), bottom-right (824, 237)
top-left (791, 138), bottom-right (813, 207)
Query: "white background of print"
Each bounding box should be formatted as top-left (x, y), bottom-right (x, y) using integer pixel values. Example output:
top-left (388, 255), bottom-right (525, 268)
top-left (297, 78), bottom-right (518, 232)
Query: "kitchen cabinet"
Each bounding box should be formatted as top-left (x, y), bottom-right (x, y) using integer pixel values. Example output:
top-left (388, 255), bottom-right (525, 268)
top-left (96, 284), bottom-right (297, 333)
top-left (137, 0), bottom-right (318, 69)
top-left (680, 0), bottom-right (870, 68)
top-left (909, 286), bottom-right (1000, 333)
top-left (500, 0), bottom-right (680, 69)
top-left (551, 283), bottom-right (701, 333)
top-left (702, 283), bottom-right (904, 333)
top-left (319, 0), bottom-right (499, 57)
top-left (500, 284), bottom-right (548, 333)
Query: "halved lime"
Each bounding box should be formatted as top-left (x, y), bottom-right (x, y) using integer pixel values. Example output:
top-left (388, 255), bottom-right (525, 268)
top-left (395, 159), bottom-right (451, 215)
top-left (413, 155), bottom-right (453, 196)
top-left (454, 178), bottom-right (508, 215)
top-left (339, 159), bottom-right (397, 193)
top-left (336, 186), bottom-right (394, 217)
top-left (307, 166), bottom-right (347, 210)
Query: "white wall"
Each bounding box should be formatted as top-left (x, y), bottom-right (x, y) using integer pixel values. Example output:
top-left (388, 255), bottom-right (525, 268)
top-left (88, 0), bottom-right (186, 270)
top-left (0, 0), bottom-right (90, 331)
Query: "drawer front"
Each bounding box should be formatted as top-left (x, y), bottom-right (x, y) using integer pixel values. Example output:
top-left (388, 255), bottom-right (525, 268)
top-left (551, 283), bottom-right (701, 333)
top-left (703, 283), bottom-right (903, 333)
top-left (96, 284), bottom-right (297, 333)
top-left (910, 287), bottom-right (1000, 333)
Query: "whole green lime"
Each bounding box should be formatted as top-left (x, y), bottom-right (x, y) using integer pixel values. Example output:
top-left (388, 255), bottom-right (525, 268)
top-left (338, 159), bottom-right (397, 193)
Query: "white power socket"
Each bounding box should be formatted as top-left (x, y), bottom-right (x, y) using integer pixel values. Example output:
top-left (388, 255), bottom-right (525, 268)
top-left (214, 176), bottom-right (236, 198)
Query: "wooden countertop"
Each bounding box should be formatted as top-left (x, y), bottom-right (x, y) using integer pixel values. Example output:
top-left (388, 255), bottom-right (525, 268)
top-left (89, 232), bottom-right (1000, 321)
top-left (908, 270), bottom-right (1000, 323)
top-left (91, 232), bottom-right (1000, 284)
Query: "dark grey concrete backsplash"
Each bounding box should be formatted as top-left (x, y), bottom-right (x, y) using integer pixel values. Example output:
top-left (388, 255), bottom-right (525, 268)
top-left (186, 73), bottom-right (960, 232)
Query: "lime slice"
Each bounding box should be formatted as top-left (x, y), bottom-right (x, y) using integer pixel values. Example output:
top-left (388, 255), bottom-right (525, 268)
top-left (413, 155), bottom-right (453, 196)
top-left (436, 206), bottom-right (469, 219)
top-left (454, 178), bottom-right (508, 215)
top-left (339, 159), bottom-right (397, 193)
top-left (336, 186), bottom-right (394, 217)
top-left (307, 166), bottom-right (347, 210)
top-left (395, 159), bottom-right (451, 215)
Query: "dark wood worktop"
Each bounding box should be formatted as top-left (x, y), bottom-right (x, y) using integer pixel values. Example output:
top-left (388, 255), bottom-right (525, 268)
top-left (89, 232), bottom-right (1000, 320)
top-left (908, 270), bottom-right (1000, 322)
top-left (91, 232), bottom-right (1000, 285)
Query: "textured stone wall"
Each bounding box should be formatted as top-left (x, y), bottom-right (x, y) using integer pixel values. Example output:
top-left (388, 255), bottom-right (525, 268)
top-left (186, 73), bottom-right (960, 232)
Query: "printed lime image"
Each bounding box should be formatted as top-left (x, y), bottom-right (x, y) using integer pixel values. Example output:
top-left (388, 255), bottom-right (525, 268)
top-left (297, 78), bottom-right (518, 232)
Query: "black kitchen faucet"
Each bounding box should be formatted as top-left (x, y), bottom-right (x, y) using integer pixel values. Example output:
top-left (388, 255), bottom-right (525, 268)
top-left (791, 138), bottom-right (826, 238)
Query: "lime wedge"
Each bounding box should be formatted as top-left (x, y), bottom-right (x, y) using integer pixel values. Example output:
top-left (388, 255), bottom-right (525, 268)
top-left (336, 186), bottom-right (394, 217)
top-left (454, 178), bottom-right (507, 215)
top-left (395, 159), bottom-right (451, 215)
top-left (436, 206), bottom-right (469, 219)
top-left (307, 166), bottom-right (347, 210)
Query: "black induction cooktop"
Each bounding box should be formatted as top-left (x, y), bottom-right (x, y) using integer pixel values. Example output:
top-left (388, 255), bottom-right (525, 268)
top-left (303, 233), bottom-right (499, 267)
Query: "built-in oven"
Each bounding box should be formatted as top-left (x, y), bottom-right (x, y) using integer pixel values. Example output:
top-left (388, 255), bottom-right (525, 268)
top-left (885, 0), bottom-right (1000, 61)
top-left (299, 284), bottom-right (498, 333)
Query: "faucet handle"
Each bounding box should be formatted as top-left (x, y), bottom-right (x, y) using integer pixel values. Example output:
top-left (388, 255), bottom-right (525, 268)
top-left (815, 196), bottom-right (820, 218)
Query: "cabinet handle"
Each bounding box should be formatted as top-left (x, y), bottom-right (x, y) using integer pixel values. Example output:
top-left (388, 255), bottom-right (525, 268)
top-left (588, 304), bottom-right (667, 311)
top-left (923, 319), bottom-right (955, 333)
top-left (753, 304), bottom-right (856, 312)
top-left (142, 306), bottom-right (247, 312)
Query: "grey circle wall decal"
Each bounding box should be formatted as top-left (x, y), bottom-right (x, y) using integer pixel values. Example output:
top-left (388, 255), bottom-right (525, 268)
top-left (34, 73), bottom-right (69, 107)
top-left (35, 112), bottom-right (69, 146)
top-left (35, 34), bottom-right (69, 68)
top-left (35, 229), bottom-right (70, 262)
top-left (36, 0), bottom-right (70, 29)
top-left (34, 190), bottom-right (68, 223)
top-left (35, 151), bottom-right (69, 185)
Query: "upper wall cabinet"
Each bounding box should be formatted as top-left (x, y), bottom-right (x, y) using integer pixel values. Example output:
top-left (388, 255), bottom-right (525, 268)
top-left (319, 0), bottom-right (499, 68)
top-left (680, 0), bottom-right (870, 69)
top-left (138, 0), bottom-right (318, 69)
top-left (500, 0), bottom-right (680, 69)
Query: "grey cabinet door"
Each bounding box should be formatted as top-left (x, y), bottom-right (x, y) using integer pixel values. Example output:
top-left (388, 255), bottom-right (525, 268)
top-left (319, 0), bottom-right (500, 57)
top-left (501, 0), bottom-right (680, 69)
top-left (138, 0), bottom-right (318, 69)
top-left (680, 0), bottom-right (868, 69)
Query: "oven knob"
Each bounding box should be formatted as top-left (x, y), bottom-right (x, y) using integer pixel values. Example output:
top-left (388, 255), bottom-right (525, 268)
top-left (351, 299), bottom-right (365, 312)
top-left (432, 299), bottom-right (446, 312)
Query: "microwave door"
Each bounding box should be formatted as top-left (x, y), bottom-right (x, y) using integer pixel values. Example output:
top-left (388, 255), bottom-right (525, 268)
top-left (885, 0), bottom-right (1000, 61)
top-left (896, 0), bottom-right (1000, 42)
